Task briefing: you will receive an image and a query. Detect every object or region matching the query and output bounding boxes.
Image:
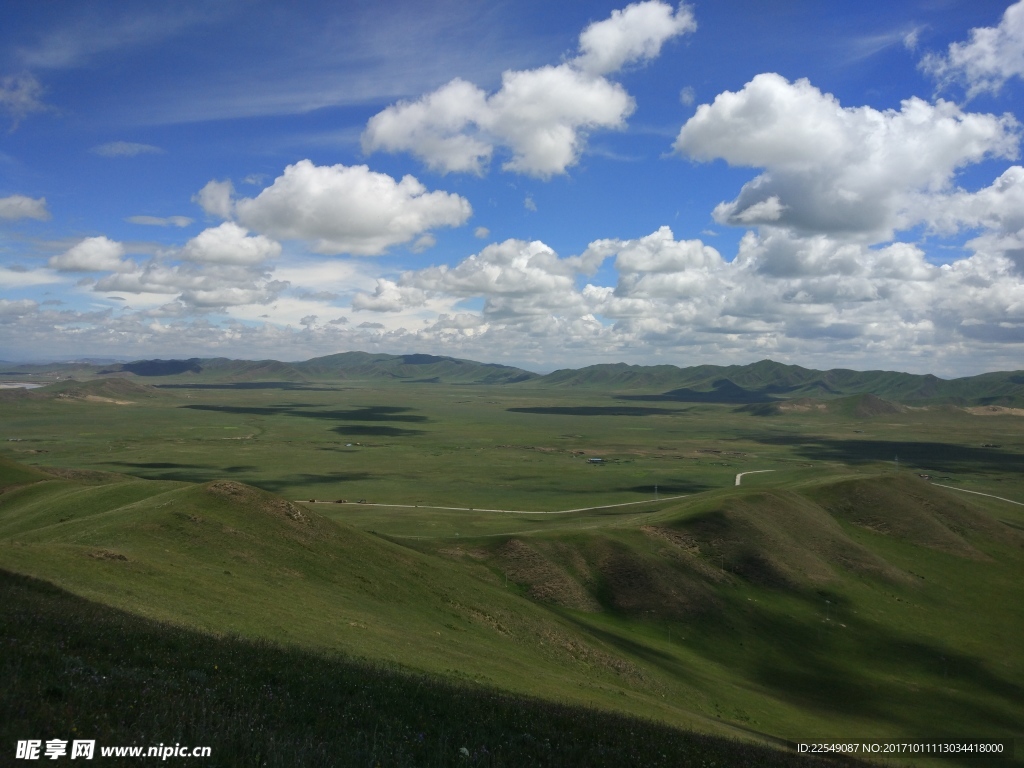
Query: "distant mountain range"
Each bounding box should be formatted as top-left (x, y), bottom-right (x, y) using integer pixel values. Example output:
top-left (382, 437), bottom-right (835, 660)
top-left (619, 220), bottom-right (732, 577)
top-left (3, 353), bottom-right (1023, 406)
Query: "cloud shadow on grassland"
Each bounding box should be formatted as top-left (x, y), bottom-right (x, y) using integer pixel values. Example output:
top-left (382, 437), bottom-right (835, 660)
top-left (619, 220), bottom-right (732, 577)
top-left (507, 406), bottom-right (683, 416)
top-left (182, 404), bottom-right (429, 423)
top-left (746, 436), bottom-right (1023, 473)
top-left (105, 462), bottom-right (258, 483)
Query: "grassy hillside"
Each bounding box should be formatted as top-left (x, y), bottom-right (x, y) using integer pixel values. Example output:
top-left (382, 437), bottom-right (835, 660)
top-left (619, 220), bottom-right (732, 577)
top-left (35, 377), bottom-right (169, 402)
top-left (2, 454), bottom-right (1021, 764)
top-left (296, 352), bottom-right (540, 384)
top-left (1, 570), bottom-right (848, 768)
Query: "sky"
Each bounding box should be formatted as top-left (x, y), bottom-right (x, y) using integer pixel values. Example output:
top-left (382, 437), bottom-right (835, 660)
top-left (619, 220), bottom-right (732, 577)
top-left (1, 0), bottom-right (1023, 375)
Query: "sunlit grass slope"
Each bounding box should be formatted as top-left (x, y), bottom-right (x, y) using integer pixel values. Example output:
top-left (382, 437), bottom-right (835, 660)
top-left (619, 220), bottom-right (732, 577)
top-left (0, 458), bottom-right (737, 737)
top-left (2, 456), bottom-right (1022, 765)
top-left (407, 474), bottom-right (1024, 754)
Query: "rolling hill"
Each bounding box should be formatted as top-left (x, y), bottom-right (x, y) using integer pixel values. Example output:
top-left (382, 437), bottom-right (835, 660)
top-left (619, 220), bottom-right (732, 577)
top-left (1, 454), bottom-right (1021, 762)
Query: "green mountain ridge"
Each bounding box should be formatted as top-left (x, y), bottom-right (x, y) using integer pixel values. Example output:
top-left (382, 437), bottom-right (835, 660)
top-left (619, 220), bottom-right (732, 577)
top-left (4, 353), bottom-right (1023, 405)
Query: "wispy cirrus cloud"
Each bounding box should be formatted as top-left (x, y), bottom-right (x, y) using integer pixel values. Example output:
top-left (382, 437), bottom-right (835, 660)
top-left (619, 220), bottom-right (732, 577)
top-left (91, 141), bottom-right (164, 157)
top-left (0, 72), bottom-right (53, 130)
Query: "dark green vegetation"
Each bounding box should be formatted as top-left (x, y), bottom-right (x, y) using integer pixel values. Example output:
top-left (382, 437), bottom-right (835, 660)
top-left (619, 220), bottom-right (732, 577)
top-left (2, 569), bottom-right (852, 767)
top-left (2, 353), bottom-right (1024, 765)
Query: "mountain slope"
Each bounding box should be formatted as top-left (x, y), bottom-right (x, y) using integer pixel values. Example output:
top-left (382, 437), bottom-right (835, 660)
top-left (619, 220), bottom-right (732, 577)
top-left (535, 359), bottom-right (1024, 405)
top-left (296, 352), bottom-right (539, 384)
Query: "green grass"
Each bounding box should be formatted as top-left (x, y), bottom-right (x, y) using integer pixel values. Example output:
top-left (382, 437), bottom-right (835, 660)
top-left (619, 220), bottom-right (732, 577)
top-left (4, 570), bottom-right (849, 768)
top-left (2, 380), bottom-right (1024, 765)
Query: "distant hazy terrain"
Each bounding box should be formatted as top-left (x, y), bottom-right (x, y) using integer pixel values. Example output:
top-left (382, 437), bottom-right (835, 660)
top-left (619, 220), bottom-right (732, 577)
top-left (4, 353), bottom-right (1023, 407)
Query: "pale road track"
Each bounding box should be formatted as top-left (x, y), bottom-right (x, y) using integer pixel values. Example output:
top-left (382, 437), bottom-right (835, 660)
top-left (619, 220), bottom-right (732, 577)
top-left (735, 470), bottom-right (776, 486)
top-left (931, 483), bottom-right (1024, 506)
top-left (299, 494), bottom-right (690, 515)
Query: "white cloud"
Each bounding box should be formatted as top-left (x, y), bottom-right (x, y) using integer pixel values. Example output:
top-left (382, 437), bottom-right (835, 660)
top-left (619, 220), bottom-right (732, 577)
top-left (675, 73), bottom-right (1020, 240)
top-left (351, 279), bottom-right (428, 312)
top-left (91, 141), bottom-right (164, 157)
top-left (474, 226), bottom-right (490, 239)
top-left (192, 179), bottom-right (235, 219)
top-left (0, 266), bottom-right (64, 288)
top-left (524, 195), bottom-right (537, 212)
top-left (573, 1), bottom-right (696, 76)
top-left (921, 0), bottom-right (1024, 98)
top-left (362, 1), bottom-right (694, 177)
top-left (0, 72), bottom-right (52, 129)
top-left (679, 86), bottom-right (695, 105)
top-left (357, 238), bottom-right (607, 321)
top-left (181, 222), bottom-right (281, 265)
top-left (48, 236), bottom-right (130, 272)
top-left (95, 259), bottom-right (288, 309)
top-left (126, 215), bottom-right (193, 227)
top-left (0, 194), bottom-right (50, 221)
top-left (0, 299), bottom-right (38, 318)
top-left (234, 160), bottom-right (471, 256)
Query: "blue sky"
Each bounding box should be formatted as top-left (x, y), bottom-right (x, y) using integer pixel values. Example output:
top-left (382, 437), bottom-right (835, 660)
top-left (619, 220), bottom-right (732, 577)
top-left (1, 0), bottom-right (1022, 375)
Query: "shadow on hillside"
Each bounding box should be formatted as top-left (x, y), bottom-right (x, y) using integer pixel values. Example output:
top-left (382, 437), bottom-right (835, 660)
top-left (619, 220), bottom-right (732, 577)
top-left (685, 589), bottom-right (1024, 733)
top-left (508, 406), bottom-right (682, 416)
top-left (747, 436), bottom-right (1022, 473)
top-left (107, 461), bottom-right (257, 483)
top-left (254, 472), bottom-right (373, 493)
top-left (182, 404), bottom-right (429, 423)
top-left (615, 481), bottom-right (712, 495)
top-left (617, 378), bottom-right (784, 404)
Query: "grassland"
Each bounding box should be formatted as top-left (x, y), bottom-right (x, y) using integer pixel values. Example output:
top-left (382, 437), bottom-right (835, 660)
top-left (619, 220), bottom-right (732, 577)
top-left (2, 371), bottom-right (1023, 765)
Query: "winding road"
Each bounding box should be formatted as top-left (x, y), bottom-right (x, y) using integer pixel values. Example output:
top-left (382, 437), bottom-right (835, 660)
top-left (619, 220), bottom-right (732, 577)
top-left (734, 470), bottom-right (776, 486)
top-left (300, 494), bottom-right (690, 515)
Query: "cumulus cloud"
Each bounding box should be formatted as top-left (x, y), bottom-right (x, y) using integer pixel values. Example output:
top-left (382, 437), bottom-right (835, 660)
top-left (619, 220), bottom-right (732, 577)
top-left (573, 1), bottom-right (695, 75)
top-left (921, 0), bottom-right (1024, 98)
top-left (0, 298), bottom-right (38, 318)
top-left (362, 1), bottom-right (694, 177)
top-left (95, 259), bottom-right (288, 309)
top-left (474, 226), bottom-right (490, 239)
top-left (352, 238), bottom-right (607, 321)
top-left (333, 223), bottom-right (1024, 372)
top-left (181, 222), bottom-right (281, 265)
top-left (675, 73), bottom-right (1020, 240)
top-left (192, 179), bottom-right (235, 219)
top-left (0, 72), bottom-right (51, 129)
top-left (925, 164), bottom-right (1024, 271)
top-left (233, 160), bottom-right (471, 256)
top-left (351, 279), bottom-right (428, 312)
top-left (91, 141), bottom-right (164, 157)
top-left (126, 215), bottom-right (193, 227)
top-left (0, 194), bottom-right (50, 221)
top-left (48, 236), bottom-right (130, 272)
